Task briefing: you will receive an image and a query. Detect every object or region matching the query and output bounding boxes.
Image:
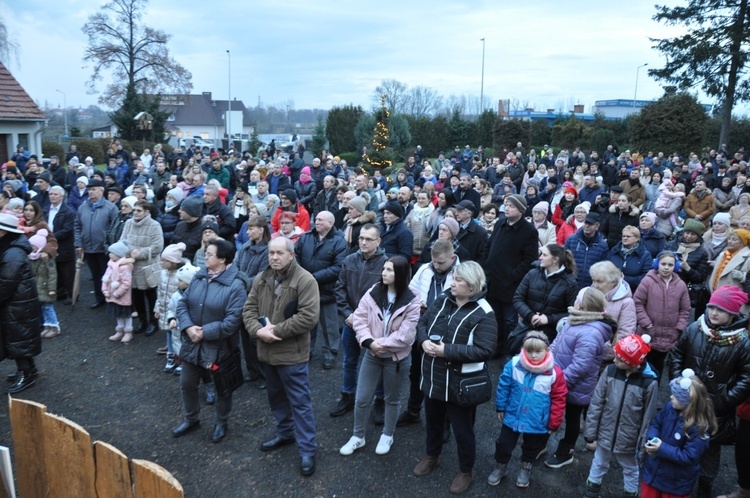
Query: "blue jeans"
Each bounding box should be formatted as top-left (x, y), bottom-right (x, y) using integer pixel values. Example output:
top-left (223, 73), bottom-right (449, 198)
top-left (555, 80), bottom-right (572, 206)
top-left (341, 324), bottom-right (360, 394)
top-left (42, 304), bottom-right (59, 329)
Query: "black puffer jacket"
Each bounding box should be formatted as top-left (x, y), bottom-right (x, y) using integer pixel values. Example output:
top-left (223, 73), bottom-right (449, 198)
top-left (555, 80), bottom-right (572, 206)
top-left (513, 264), bottom-right (578, 339)
top-left (294, 180), bottom-right (317, 211)
top-left (600, 204), bottom-right (640, 249)
top-left (0, 234), bottom-right (42, 361)
top-left (669, 314), bottom-right (750, 429)
top-left (417, 290), bottom-right (497, 402)
top-left (294, 227), bottom-right (347, 304)
top-left (176, 264), bottom-right (246, 368)
top-left (334, 248), bottom-right (387, 318)
top-left (235, 241), bottom-right (269, 289)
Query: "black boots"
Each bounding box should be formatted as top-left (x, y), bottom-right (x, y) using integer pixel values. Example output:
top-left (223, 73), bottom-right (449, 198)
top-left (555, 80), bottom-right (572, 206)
top-left (7, 369), bottom-right (38, 394)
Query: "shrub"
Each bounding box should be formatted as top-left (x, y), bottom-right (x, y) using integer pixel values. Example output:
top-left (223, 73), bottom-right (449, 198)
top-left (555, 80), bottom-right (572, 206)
top-left (74, 138), bottom-right (107, 165)
top-left (42, 141), bottom-right (64, 160)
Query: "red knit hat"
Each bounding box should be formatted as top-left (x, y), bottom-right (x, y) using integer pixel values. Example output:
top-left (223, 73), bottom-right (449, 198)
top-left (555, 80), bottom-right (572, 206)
top-left (708, 285), bottom-right (748, 316)
top-left (613, 334), bottom-right (651, 367)
top-left (564, 186), bottom-right (578, 197)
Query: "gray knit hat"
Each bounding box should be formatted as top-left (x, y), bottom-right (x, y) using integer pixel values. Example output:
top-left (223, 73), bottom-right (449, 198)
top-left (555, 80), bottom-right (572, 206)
top-left (505, 194), bottom-right (527, 213)
top-left (349, 196), bottom-right (368, 214)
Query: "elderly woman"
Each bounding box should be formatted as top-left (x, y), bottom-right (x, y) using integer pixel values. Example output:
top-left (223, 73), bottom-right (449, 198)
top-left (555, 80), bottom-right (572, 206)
top-left (608, 225), bottom-right (652, 293)
top-left (704, 212), bottom-right (731, 268)
top-left (173, 239), bottom-right (246, 443)
top-left (512, 243), bottom-right (578, 344)
top-left (633, 251), bottom-right (691, 381)
top-left (713, 176), bottom-right (737, 213)
top-left (556, 201), bottom-right (590, 246)
top-left (708, 229), bottom-right (750, 313)
top-left (414, 261), bottom-right (497, 494)
top-left (638, 212), bottom-right (665, 258)
top-left (342, 196), bottom-right (376, 254)
top-left (531, 202), bottom-right (556, 247)
top-left (730, 192), bottom-right (750, 226)
top-left (119, 199), bottom-right (164, 335)
top-left (419, 217), bottom-right (468, 264)
top-left (406, 192), bottom-right (435, 263)
top-left (589, 261), bottom-right (637, 340)
top-left (106, 196), bottom-right (136, 247)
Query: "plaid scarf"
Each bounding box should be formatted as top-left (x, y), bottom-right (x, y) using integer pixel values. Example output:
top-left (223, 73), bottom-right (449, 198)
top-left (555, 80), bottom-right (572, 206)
top-left (699, 315), bottom-right (748, 346)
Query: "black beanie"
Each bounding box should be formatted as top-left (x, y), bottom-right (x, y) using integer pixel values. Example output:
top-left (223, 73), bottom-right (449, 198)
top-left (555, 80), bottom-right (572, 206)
top-left (283, 188), bottom-right (297, 204)
top-left (384, 201), bottom-right (404, 219)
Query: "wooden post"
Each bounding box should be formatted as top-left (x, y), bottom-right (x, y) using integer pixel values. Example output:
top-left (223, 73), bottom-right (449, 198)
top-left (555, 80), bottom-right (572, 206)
top-left (9, 398), bottom-right (48, 498)
top-left (132, 460), bottom-right (183, 498)
top-left (41, 413), bottom-right (97, 497)
top-left (94, 442), bottom-right (134, 498)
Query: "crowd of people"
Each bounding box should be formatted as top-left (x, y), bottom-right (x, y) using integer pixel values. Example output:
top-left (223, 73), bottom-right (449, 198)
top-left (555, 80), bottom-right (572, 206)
top-left (1, 140), bottom-right (749, 497)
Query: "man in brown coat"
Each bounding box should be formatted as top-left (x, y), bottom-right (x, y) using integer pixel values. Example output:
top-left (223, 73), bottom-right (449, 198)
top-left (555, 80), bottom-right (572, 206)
top-left (683, 180), bottom-right (716, 228)
top-left (618, 169), bottom-right (646, 208)
top-left (243, 237), bottom-right (320, 477)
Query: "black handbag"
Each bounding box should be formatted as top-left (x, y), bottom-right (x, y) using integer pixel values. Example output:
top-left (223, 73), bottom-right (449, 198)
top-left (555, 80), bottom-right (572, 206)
top-left (448, 364), bottom-right (493, 407)
top-left (210, 347), bottom-right (244, 397)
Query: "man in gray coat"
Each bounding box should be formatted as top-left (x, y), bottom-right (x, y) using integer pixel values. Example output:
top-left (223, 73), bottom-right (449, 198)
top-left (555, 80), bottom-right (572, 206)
top-left (74, 178), bottom-right (118, 308)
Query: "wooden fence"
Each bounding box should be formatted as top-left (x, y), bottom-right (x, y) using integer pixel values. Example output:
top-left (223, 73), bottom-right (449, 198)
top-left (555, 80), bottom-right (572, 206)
top-left (7, 398), bottom-right (183, 498)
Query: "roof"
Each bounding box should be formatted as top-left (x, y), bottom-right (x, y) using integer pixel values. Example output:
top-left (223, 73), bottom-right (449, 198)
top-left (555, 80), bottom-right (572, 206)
top-left (0, 62), bottom-right (46, 120)
top-left (160, 92), bottom-right (250, 127)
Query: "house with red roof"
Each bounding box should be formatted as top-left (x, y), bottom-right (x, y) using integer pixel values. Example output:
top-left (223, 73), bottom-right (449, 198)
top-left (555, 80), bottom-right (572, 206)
top-left (0, 62), bottom-right (47, 163)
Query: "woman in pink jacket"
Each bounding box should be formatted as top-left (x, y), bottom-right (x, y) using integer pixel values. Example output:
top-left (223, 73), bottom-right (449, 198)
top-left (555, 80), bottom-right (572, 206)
top-left (633, 251), bottom-right (691, 382)
top-left (340, 256), bottom-right (421, 457)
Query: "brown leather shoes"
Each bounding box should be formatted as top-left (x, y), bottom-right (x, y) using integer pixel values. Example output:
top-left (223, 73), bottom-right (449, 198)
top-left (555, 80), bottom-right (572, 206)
top-left (449, 471), bottom-right (473, 494)
top-left (413, 455), bottom-right (440, 477)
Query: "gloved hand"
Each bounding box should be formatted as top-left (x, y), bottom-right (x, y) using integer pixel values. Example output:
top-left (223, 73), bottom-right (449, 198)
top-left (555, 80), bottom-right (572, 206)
top-left (731, 269), bottom-right (746, 282)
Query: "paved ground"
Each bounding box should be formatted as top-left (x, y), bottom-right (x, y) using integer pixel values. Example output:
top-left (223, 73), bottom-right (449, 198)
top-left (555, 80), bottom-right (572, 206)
top-left (0, 268), bottom-right (740, 497)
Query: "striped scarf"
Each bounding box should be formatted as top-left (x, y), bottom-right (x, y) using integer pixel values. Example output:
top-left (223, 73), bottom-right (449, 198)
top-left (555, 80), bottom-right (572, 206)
top-left (699, 315), bottom-right (748, 346)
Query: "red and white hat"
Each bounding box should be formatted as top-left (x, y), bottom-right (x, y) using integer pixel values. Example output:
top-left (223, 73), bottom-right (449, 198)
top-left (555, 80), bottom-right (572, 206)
top-left (613, 334), bottom-right (652, 367)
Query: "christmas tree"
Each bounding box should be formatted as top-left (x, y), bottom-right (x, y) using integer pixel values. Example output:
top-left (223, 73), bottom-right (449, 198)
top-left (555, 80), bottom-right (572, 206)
top-left (363, 93), bottom-right (394, 170)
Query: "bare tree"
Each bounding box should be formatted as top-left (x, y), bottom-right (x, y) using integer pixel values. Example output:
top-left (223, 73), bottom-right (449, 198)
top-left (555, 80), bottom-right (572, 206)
top-left (441, 95), bottom-right (467, 117)
top-left (406, 85), bottom-right (443, 117)
top-left (82, 0), bottom-right (192, 105)
top-left (372, 79), bottom-right (409, 114)
top-left (0, 16), bottom-right (19, 67)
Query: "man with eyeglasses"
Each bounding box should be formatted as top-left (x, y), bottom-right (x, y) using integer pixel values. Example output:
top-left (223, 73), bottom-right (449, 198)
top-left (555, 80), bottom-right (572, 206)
top-left (294, 211), bottom-right (347, 370)
top-left (329, 223), bottom-right (387, 418)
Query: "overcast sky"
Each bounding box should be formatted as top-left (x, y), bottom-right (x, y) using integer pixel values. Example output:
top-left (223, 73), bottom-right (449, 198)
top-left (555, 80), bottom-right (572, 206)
top-left (3, 0), bottom-right (717, 115)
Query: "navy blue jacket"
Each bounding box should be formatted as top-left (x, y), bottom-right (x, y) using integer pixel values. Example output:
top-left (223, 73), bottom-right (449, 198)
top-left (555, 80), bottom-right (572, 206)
top-left (380, 218), bottom-right (413, 261)
top-left (608, 242), bottom-right (653, 293)
top-left (642, 402), bottom-right (710, 495)
top-left (564, 229), bottom-right (609, 289)
top-left (294, 227), bottom-right (347, 304)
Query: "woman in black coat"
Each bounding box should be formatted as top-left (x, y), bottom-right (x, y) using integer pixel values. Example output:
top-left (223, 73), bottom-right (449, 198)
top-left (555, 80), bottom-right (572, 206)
top-left (512, 244), bottom-right (578, 345)
top-left (0, 214), bottom-right (42, 394)
top-left (667, 219), bottom-right (711, 318)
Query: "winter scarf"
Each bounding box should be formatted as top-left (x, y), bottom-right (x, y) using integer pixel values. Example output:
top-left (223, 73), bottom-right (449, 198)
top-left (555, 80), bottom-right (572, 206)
top-left (519, 349), bottom-right (555, 374)
top-left (676, 241), bottom-right (701, 259)
top-left (410, 203), bottom-right (434, 223)
top-left (699, 314), bottom-right (748, 346)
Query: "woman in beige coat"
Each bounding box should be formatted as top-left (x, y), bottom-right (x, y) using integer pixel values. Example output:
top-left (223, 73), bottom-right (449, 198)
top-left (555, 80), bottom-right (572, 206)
top-left (120, 199), bottom-right (164, 334)
top-left (709, 228), bottom-right (750, 314)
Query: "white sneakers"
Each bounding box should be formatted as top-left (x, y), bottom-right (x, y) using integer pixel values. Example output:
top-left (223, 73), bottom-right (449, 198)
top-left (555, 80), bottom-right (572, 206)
top-left (375, 434), bottom-right (393, 455)
top-left (339, 434), bottom-right (394, 455)
top-left (339, 436), bottom-right (365, 455)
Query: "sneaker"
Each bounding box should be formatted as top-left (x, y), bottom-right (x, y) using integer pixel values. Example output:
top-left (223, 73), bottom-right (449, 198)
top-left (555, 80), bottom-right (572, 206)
top-left (173, 365), bottom-right (182, 375)
top-left (156, 346), bottom-right (168, 355)
top-left (449, 471), bottom-right (473, 494)
top-left (339, 436), bottom-right (365, 456)
top-left (164, 355), bottom-right (177, 373)
top-left (584, 479), bottom-right (602, 498)
top-left (45, 326), bottom-right (60, 338)
top-left (544, 451), bottom-right (574, 469)
top-left (396, 410), bottom-right (420, 427)
top-left (329, 392), bottom-right (355, 417)
top-left (371, 398), bottom-right (385, 426)
top-left (375, 434), bottom-right (393, 455)
top-left (486, 463), bottom-right (507, 486)
top-left (515, 462), bottom-right (532, 488)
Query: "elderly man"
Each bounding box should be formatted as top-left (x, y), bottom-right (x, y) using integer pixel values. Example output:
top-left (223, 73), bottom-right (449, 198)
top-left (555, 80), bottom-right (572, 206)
top-left (244, 237), bottom-right (320, 477)
top-left (295, 211), bottom-right (347, 370)
top-left (47, 186), bottom-right (76, 303)
top-left (202, 184), bottom-right (235, 239)
top-left (354, 175), bottom-right (377, 211)
top-left (74, 179), bottom-right (118, 308)
top-left (454, 200), bottom-right (487, 262)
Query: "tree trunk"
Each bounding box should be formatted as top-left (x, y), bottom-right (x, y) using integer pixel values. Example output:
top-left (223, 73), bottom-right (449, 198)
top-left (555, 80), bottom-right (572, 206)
top-left (720, 0), bottom-right (748, 148)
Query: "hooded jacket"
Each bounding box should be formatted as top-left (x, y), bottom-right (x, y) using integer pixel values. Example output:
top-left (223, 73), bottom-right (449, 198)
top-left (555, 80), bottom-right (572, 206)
top-left (551, 309), bottom-right (616, 405)
top-left (604, 278), bottom-right (637, 339)
top-left (417, 290), bottom-right (497, 402)
top-left (102, 258), bottom-right (134, 306)
top-left (235, 240), bottom-right (269, 289)
top-left (584, 362), bottom-right (659, 454)
top-left (633, 270), bottom-right (691, 352)
top-left (513, 264), bottom-right (578, 340)
top-left (601, 203), bottom-right (641, 249)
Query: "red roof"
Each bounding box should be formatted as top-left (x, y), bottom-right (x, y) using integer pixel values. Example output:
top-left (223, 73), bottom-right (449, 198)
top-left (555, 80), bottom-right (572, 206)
top-left (0, 62), bottom-right (46, 120)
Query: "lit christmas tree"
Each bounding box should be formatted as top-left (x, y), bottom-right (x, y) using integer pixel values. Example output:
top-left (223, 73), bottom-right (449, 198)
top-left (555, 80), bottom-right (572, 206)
top-left (363, 93), bottom-right (394, 170)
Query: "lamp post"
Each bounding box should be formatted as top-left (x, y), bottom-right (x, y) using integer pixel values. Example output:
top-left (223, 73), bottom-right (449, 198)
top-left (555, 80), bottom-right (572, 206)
top-left (56, 89), bottom-right (68, 137)
top-left (226, 50), bottom-right (231, 143)
top-left (480, 38), bottom-right (486, 112)
top-left (633, 63), bottom-right (648, 109)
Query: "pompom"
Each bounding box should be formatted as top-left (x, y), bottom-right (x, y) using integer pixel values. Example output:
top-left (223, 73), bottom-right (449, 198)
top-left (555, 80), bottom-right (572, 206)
top-left (641, 334), bottom-right (651, 344)
top-left (682, 368), bottom-right (695, 378)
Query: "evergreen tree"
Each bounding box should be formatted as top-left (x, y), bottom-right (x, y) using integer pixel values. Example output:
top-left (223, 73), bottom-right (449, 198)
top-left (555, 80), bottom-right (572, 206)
top-left (109, 86), bottom-right (169, 141)
top-left (326, 104), bottom-right (363, 154)
top-left (311, 116), bottom-right (327, 157)
top-left (628, 92), bottom-right (708, 153)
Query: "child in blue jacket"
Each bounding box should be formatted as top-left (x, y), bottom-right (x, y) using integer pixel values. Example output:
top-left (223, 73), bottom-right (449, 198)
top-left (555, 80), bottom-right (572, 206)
top-left (489, 331), bottom-right (567, 489)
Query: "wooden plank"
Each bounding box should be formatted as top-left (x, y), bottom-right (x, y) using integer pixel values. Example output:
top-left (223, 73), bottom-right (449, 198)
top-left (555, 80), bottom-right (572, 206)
top-left (41, 412), bottom-right (96, 498)
top-left (131, 459), bottom-right (183, 498)
top-left (94, 441), bottom-right (133, 498)
top-left (9, 398), bottom-right (48, 498)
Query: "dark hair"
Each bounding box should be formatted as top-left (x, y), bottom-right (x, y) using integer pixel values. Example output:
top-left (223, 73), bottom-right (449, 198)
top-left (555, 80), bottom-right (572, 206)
top-left (360, 223), bottom-right (381, 237)
top-left (24, 200), bottom-right (44, 225)
top-left (439, 189), bottom-right (456, 208)
top-left (134, 199), bottom-right (151, 212)
top-left (0, 191), bottom-right (10, 201)
top-left (208, 238), bottom-right (235, 264)
top-left (482, 203), bottom-right (499, 216)
top-left (385, 255), bottom-right (412, 298)
top-left (545, 243), bottom-right (577, 276)
top-left (247, 216), bottom-right (271, 243)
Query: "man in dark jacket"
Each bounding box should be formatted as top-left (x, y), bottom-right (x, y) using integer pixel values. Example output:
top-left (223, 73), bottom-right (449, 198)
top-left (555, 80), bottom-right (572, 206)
top-left (171, 197), bottom-right (204, 261)
top-left (454, 173), bottom-right (481, 216)
top-left (454, 200), bottom-right (487, 262)
top-left (564, 213), bottom-right (609, 289)
top-left (46, 186), bottom-right (76, 303)
top-left (202, 184), bottom-right (235, 239)
top-left (295, 211), bottom-right (347, 370)
top-left (380, 201), bottom-right (413, 260)
top-left (482, 195), bottom-right (538, 354)
top-left (329, 224), bottom-right (387, 417)
top-left (0, 213), bottom-right (42, 394)
top-left (312, 175), bottom-right (338, 220)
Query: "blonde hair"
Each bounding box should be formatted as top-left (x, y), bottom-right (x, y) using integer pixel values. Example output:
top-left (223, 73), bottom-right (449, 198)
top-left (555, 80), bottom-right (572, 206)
top-left (681, 376), bottom-right (718, 438)
top-left (522, 331), bottom-right (550, 354)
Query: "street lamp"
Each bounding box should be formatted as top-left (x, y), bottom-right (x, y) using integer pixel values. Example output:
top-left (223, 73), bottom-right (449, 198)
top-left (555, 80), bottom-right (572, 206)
top-left (633, 63), bottom-right (648, 109)
top-left (480, 38), bottom-right (486, 112)
top-left (226, 50), bottom-right (231, 142)
top-left (55, 89), bottom-right (68, 136)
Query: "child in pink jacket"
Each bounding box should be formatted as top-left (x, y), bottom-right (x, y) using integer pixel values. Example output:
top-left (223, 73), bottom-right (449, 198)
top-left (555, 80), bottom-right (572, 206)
top-left (102, 241), bottom-right (135, 343)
